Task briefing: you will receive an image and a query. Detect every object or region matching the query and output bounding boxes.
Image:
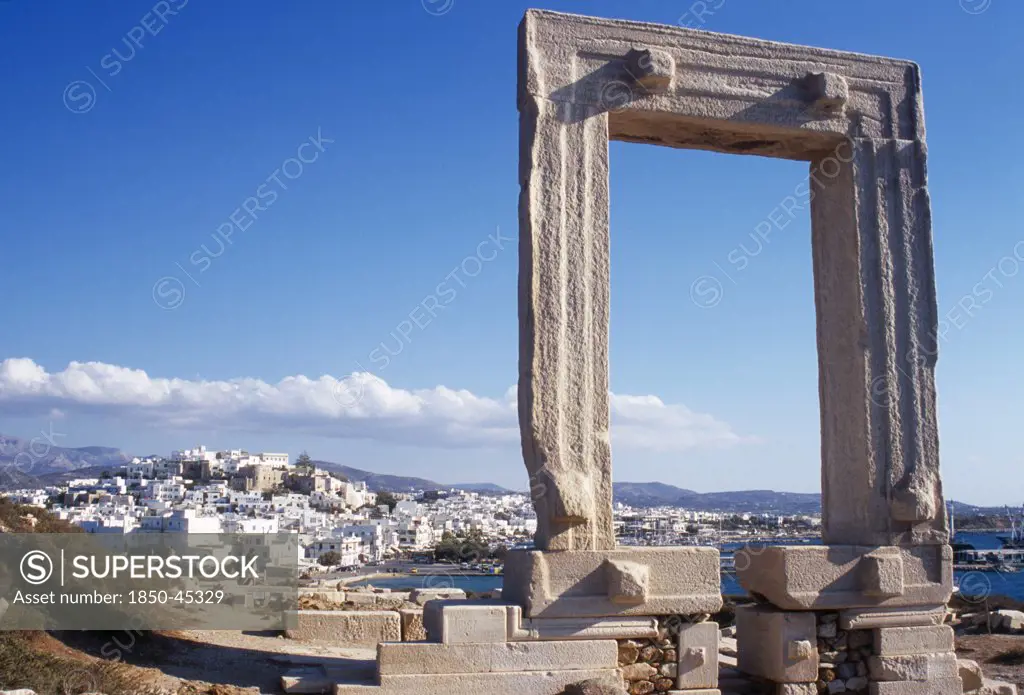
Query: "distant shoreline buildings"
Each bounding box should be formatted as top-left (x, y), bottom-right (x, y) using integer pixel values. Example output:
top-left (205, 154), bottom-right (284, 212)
top-left (2, 443), bottom-right (823, 571)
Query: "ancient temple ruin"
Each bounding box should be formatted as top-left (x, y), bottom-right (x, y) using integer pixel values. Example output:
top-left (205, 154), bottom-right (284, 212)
top-left (332, 9), bottom-right (1008, 694)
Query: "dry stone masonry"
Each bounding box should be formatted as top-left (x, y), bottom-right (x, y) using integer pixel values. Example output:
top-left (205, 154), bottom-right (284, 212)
top-left (815, 613), bottom-right (872, 692)
top-left (329, 8), bottom-right (1019, 694)
top-left (616, 617), bottom-right (719, 694)
top-left (732, 604), bottom-right (1004, 694)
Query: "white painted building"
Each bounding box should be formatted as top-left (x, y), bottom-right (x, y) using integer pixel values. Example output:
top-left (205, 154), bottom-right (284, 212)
top-left (339, 480), bottom-right (375, 509)
top-left (397, 519), bottom-right (435, 550)
top-left (259, 452), bottom-right (290, 467)
top-left (339, 523), bottom-right (395, 563)
top-left (306, 535), bottom-right (361, 567)
top-left (171, 445), bottom-right (219, 463)
top-left (224, 516), bottom-right (279, 534)
top-left (138, 508), bottom-right (223, 533)
top-left (146, 480), bottom-right (186, 503)
top-left (79, 515), bottom-right (138, 534)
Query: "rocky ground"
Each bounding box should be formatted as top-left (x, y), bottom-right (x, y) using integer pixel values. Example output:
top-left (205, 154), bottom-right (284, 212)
top-left (0, 629), bottom-right (375, 695)
top-left (1, 618), bottom-right (1023, 694)
top-left (957, 634), bottom-right (1024, 690)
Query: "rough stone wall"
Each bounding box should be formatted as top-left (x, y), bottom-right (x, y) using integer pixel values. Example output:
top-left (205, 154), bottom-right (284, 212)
top-left (617, 616), bottom-right (708, 694)
top-left (816, 612), bottom-right (871, 692)
top-left (617, 636), bottom-right (676, 694)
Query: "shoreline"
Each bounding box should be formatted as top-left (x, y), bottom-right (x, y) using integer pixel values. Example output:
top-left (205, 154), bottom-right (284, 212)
top-left (339, 569), bottom-right (502, 588)
top-left (338, 572), bottom-right (392, 587)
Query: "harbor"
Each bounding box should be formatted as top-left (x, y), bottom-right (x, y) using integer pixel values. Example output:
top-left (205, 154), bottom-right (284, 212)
top-left (354, 528), bottom-right (1024, 601)
top-left (953, 511), bottom-right (1024, 573)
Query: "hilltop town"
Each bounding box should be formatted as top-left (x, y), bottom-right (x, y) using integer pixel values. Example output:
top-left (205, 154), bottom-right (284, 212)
top-left (1, 445), bottom-right (823, 571)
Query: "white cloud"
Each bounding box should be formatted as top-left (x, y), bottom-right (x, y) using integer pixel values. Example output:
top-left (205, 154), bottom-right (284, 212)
top-left (0, 358), bottom-right (755, 452)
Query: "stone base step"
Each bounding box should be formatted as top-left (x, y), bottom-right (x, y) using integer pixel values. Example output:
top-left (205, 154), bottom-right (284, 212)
top-left (870, 676), bottom-right (963, 694)
top-left (716, 678), bottom-right (761, 694)
top-left (283, 667), bottom-right (330, 694)
top-left (284, 661), bottom-right (377, 694)
top-left (378, 639), bottom-right (618, 676)
top-left (334, 668), bottom-right (621, 695)
top-left (714, 673), bottom-right (773, 695)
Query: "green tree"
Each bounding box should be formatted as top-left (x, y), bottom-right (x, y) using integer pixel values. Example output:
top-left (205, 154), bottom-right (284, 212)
top-left (433, 530), bottom-right (491, 564)
top-left (376, 491), bottom-right (398, 512)
top-left (318, 550), bottom-right (342, 566)
top-left (295, 451), bottom-right (314, 475)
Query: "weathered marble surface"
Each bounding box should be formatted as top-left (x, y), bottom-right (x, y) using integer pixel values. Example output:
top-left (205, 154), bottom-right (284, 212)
top-left (517, 9), bottom-right (946, 552)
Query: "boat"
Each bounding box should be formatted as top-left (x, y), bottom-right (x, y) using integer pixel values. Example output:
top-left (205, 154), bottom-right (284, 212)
top-left (994, 560), bottom-right (1020, 574)
top-left (997, 505), bottom-right (1024, 549)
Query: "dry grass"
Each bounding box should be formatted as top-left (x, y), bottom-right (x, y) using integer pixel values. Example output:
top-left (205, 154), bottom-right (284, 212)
top-left (0, 504), bottom-right (258, 694)
top-left (0, 632), bottom-right (261, 695)
top-left (0, 632), bottom-right (146, 695)
top-left (0, 499), bottom-right (82, 533)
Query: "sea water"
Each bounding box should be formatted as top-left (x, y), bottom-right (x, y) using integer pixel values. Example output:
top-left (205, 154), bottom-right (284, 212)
top-left (355, 532), bottom-right (1024, 601)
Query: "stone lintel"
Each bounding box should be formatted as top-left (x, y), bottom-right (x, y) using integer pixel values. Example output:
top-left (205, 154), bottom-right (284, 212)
top-left (839, 605), bottom-right (948, 630)
top-left (736, 545), bottom-right (951, 611)
top-left (513, 614), bottom-right (659, 642)
top-left (503, 547), bottom-right (722, 619)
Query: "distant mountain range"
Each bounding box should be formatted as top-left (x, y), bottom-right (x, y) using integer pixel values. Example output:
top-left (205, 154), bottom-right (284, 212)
top-left (0, 433), bottom-right (1003, 513)
top-left (310, 460), bottom-right (516, 496)
top-left (0, 433), bottom-right (129, 488)
top-left (310, 461), bottom-right (444, 493)
top-left (611, 482), bottom-right (823, 514)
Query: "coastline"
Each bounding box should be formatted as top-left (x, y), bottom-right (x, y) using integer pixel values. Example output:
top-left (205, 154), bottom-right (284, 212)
top-left (338, 572), bottom-right (394, 587)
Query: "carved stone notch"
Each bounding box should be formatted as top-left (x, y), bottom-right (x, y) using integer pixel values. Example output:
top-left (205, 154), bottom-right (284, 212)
top-left (805, 71), bottom-right (849, 113)
top-left (624, 47), bottom-right (674, 93)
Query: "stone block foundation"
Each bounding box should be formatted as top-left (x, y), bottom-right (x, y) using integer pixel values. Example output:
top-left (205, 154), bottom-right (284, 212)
top-left (735, 607), bottom-right (964, 694)
top-left (330, 603), bottom-right (729, 694)
top-left (503, 547), bottom-right (722, 619)
top-left (285, 610), bottom-right (401, 647)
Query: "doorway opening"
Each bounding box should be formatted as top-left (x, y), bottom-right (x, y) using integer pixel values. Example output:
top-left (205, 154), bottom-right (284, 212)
top-left (608, 141), bottom-right (821, 549)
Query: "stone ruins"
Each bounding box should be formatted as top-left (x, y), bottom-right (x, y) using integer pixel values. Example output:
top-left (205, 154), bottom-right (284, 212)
top-left (332, 9), bottom-right (1015, 695)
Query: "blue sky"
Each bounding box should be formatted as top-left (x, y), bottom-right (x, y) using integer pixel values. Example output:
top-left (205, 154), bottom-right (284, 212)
top-left (0, 1), bottom-right (1021, 504)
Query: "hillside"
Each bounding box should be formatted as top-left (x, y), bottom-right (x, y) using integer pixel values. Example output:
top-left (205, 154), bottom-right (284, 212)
top-left (312, 461), bottom-right (515, 495)
top-left (0, 434), bottom-right (1001, 512)
top-left (312, 460), bottom-right (442, 493)
top-left (0, 433), bottom-right (129, 483)
top-left (0, 497), bottom-right (81, 532)
top-left (611, 482), bottom-right (822, 513)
